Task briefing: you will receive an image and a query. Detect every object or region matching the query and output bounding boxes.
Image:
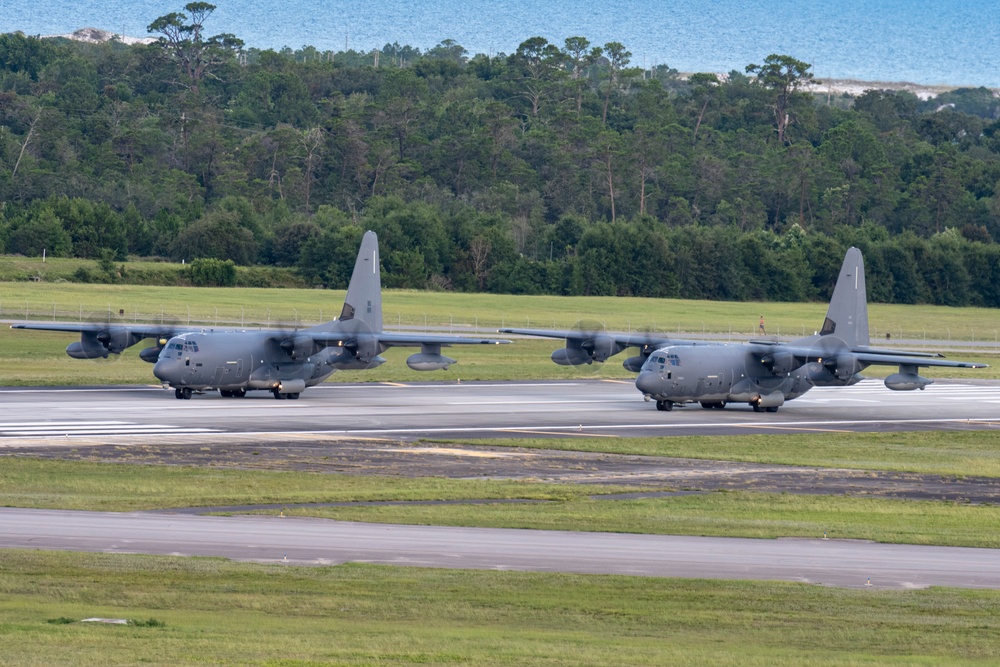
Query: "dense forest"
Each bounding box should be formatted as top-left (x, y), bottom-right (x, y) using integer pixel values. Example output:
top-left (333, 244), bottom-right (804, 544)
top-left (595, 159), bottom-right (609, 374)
top-left (2, 3), bottom-right (1000, 304)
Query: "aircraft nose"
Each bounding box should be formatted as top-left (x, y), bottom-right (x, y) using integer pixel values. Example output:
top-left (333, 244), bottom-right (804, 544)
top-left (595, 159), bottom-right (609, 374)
top-left (152, 358), bottom-right (174, 383)
top-left (635, 370), bottom-right (660, 397)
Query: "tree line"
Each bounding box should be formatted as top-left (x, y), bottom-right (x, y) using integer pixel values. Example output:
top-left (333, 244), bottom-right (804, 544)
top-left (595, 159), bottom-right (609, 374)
top-left (2, 2), bottom-right (1000, 305)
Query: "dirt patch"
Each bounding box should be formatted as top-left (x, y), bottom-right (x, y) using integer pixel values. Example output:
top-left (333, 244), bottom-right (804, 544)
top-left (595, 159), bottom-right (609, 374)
top-left (3, 437), bottom-right (999, 505)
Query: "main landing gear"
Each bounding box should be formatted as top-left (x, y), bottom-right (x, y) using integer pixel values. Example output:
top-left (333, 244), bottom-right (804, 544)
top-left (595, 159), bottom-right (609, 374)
top-left (219, 389), bottom-right (247, 398)
top-left (700, 401), bottom-right (727, 410)
top-left (272, 389), bottom-right (300, 400)
top-left (174, 387), bottom-right (192, 400)
top-left (655, 399), bottom-right (673, 411)
top-left (752, 403), bottom-right (779, 413)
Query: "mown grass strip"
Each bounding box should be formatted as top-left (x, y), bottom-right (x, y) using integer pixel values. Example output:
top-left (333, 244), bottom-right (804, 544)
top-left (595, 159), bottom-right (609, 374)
top-left (4, 278), bottom-right (1000, 341)
top-left (0, 457), bottom-right (633, 511)
top-left (280, 491), bottom-right (1000, 549)
top-left (2, 457), bottom-right (999, 548)
top-left (1, 550), bottom-right (998, 666)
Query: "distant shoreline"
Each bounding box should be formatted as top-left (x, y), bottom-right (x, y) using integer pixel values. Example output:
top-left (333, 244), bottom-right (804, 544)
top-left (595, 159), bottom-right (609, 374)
top-left (682, 71), bottom-right (997, 100)
top-left (41, 28), bottom-right (1000, 99)
top-left (803, 78), bottom-right (992, 101)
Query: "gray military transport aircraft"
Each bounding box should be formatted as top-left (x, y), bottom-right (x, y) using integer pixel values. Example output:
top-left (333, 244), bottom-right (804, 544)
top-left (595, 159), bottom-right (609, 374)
top-left (12, 231), bottom-right (509, 400)
top-left (502, 247), bottom-right (986, 412)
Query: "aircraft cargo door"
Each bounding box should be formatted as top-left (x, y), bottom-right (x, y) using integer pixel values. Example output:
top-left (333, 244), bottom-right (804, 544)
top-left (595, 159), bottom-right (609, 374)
top-left (700, 371), bottom-right (727, 398)
top-left (217, 357), bottom-right (248, 385)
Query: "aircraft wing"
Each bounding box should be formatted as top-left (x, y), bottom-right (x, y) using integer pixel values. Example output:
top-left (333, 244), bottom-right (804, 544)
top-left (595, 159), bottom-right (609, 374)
top-left (374, 332), bottom-right (510, 347)
top-left (852, 352), bottom-right (986, 369)
top-left (11, 320), bottom-right (197, 360)
top-left (500, 327), bottom-right (689, 369)
top-left (499, 327), bottom-right (675, 348)
top-left (10, 321), bottom-right (192, 338)
top-left (760, 342), bottom-right (986, 370)
top-left (309, 331), bottom-right (510, 348)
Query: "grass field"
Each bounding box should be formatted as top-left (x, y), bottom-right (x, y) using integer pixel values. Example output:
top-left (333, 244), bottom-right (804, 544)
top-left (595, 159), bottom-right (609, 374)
top-left (4, 279), bottom-right (1000, 342)
top-left (2, 550), bottom-right (999, 667)
top-left (4, 279), bottom-right (999, 386)
top-left (1, 325), bottom-right (997, 385)
top-left (2, 456), bottom-right (999, 548)
top-left (272, 492), bottom-right (1000, 548)
top-left (0, 458), bottom-right (629, 511)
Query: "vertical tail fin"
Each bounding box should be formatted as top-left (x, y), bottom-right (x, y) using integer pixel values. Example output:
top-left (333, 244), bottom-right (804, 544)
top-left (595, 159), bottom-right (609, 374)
top-left (336, 230), bottom-right (383, 333)
top-left (820, 247), bottom-right (869, 347)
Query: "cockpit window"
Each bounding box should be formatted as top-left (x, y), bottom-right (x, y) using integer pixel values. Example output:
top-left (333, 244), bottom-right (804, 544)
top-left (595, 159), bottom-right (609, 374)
top-left (644, 351), bottom-right (681, 371)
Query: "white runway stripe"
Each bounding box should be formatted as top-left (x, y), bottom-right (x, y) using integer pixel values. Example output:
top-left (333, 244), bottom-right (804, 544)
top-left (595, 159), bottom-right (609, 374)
top-left (0, 421), bottom-right (218, 438)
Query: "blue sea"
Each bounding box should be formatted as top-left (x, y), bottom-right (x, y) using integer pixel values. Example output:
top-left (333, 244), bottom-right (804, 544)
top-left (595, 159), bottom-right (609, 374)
top-left (2, 0), bottom-right (998, 87)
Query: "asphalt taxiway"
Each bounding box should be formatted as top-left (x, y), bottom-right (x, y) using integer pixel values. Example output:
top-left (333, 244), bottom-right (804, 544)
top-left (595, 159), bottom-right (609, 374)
top-left (2, 378), bottom-right (1000, 442)
top-left (2, 507), bottom-right (999, 589)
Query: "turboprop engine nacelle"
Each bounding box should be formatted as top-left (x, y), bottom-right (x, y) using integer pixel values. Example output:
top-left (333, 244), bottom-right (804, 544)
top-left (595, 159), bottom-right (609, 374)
top-left (884, 373), bottom-right (933, 391)
top-left (622, 356), bottom-right (646, 373)
top-left (279, 334), bottom-right (319, 359)
top-left (552, 347), bottom-right (593, 366)
top-left (67, 328), bottom-right (136, 359)
top-left (406, 352), bottom-right (456, 371)
top-left (139, 344), bottom-right (165, 363)
top-left (760, 348), bottom-right (800, 375)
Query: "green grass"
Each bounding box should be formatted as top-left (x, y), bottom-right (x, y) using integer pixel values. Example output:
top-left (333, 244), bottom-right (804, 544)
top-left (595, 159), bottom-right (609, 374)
top-left (280, 492), bottom-right (1000, 548)
top-left (1, 550), bottom-right (999, 666)
top-left (3, 457), bottom-right (1000, 548)
top-left (4, 279), bottom-right (1000, 341)
top-left (0, 457), bottom-right (630, 511)
top-left (0, 325), bottom-right (996, 385)
top-left (458, 430), bottom-right (1000, 478)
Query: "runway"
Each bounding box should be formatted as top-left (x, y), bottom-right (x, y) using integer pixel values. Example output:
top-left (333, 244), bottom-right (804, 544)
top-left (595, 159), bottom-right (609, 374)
top-left (2, 378), bottom-right (1000, 442)
top-left (2, 507), bottom-right (999, 589)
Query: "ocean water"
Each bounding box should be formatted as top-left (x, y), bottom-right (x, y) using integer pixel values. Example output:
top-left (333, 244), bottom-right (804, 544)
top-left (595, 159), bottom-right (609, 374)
top-left (2, 0), bottom-right (998, 87)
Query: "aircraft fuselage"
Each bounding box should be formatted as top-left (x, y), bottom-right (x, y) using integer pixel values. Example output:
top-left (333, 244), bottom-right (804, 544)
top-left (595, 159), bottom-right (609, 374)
top-left (152, 331), bottom-right (339, 398)
top-left (634, 344), bottom-right (858, 411)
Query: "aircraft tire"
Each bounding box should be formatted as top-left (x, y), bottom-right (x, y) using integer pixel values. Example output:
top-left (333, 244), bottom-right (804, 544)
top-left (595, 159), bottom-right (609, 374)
top-left (656, 400), bottom-right (673, 412)
top-left (700, 402), bottom-right (714, 410)
top-left (220, 389), bottom-right (232, 397)
top-left (287, 392), bottom-right (300, 400)
top-left (181, 387), bottom-right (192, 400)
top-left (752, 403), bottom-right (764, 412)
top-left (175, 388), bottom-right (184, 400)
top-left (765, 406), bottom-right (779, 412)
top-left (234, 389), bottom-right (246, 398)
top-left (272, 389), bottom-right (286, 400)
